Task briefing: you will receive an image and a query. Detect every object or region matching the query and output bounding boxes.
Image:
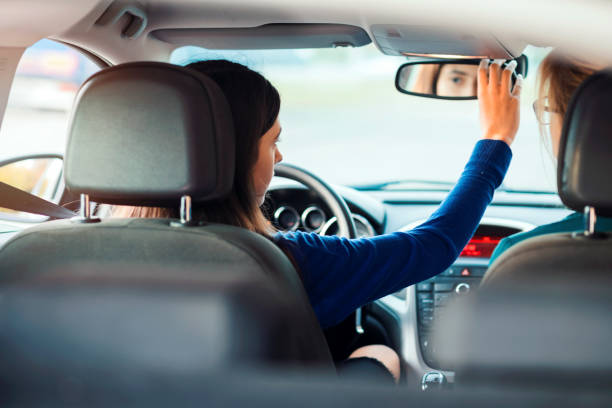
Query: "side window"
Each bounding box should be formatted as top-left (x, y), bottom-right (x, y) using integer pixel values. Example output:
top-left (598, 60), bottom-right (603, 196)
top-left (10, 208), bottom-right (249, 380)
top-left (0, 39), bottom-right (100, 221)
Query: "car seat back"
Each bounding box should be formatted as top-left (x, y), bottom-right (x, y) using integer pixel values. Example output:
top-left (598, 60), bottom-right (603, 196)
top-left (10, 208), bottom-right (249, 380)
top-left (0, 62), bottom-right (334, 375)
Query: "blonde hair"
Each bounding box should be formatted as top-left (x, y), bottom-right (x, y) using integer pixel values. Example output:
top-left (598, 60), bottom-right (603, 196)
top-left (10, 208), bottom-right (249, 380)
top-left (537, 50), bottom-right (603, 116)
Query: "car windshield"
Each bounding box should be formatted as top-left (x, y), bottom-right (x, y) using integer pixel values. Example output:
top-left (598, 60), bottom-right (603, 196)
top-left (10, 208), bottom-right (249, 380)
top-left (172, 44), bottom-right (555, 192)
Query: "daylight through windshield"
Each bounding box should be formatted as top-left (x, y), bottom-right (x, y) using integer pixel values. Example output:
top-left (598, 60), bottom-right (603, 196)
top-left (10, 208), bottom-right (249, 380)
top-left (0, 40), bottom-right (555, 193)
top-left (172, 44), bottom-right (554, 192)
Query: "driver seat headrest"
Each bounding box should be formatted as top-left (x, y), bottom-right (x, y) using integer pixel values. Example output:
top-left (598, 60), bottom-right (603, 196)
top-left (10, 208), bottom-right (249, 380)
top-left (558, 69), bottom-right (612, 216)
top-left (64, 62), bottom-right (235, 207)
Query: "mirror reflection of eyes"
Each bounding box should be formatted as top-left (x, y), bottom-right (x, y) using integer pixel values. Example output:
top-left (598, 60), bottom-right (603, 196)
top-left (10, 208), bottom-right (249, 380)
top-left (448, 70), bottom-right (468, 84)
top-left (396, 62), bottom-right (482, 99)
top-left (435, 64), bottom-right (478, 97)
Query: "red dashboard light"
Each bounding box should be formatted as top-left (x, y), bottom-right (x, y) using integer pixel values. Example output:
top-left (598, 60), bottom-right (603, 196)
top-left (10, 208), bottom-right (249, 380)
top-left (460, 236), bottom-right (502, 258)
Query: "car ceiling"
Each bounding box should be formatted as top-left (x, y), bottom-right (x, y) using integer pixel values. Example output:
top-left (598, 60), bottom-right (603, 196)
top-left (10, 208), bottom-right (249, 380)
top-left (2, 0), bottom-right (612, 65)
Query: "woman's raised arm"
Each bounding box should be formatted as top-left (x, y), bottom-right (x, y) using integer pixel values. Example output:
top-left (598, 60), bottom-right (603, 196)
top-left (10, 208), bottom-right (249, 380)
top-left (275, 60), bottom-right (523, 328)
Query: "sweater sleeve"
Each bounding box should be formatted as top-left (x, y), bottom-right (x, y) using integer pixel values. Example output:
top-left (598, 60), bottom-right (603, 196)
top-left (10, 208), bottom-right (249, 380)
top-left (274, 139), bottom-right (512, 328)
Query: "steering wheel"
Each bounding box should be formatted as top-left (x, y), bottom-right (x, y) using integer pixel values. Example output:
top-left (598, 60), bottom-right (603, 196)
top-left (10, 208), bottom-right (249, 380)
top-left (273, 163), bottom-right (357, 239)
top-left (273, 163), bottom-right (365, 338)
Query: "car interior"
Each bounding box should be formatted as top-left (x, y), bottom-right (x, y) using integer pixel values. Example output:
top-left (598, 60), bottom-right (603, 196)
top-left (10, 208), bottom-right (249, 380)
top-left (1, 0), bottom-right (611, 406)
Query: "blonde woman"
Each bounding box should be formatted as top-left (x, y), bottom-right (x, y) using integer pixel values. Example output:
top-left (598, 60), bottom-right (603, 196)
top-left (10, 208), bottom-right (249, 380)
top-left (489, 51), bottom-right (612, 264)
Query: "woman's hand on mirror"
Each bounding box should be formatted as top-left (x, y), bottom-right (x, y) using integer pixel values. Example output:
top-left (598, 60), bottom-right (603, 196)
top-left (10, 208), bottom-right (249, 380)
top-left (477, 59), bottom-right (523, 146)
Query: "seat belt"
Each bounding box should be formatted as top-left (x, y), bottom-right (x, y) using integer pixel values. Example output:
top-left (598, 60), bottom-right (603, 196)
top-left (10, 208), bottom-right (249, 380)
top-left (0, 181), bottom-right (76, 219)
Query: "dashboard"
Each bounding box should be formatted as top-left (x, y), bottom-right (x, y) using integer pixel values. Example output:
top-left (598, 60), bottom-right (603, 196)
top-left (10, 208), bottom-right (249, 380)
top-left (266, 181), bottom-right (572, 386)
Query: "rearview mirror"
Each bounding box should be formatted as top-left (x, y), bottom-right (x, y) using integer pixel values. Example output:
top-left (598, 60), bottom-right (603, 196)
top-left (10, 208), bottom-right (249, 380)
top-left (395, 57), bottom-right (527, 100)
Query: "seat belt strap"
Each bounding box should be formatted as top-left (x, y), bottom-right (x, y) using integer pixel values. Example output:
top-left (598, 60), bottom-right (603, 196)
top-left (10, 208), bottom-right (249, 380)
top-left (0, 181), bottom-right (76, 219)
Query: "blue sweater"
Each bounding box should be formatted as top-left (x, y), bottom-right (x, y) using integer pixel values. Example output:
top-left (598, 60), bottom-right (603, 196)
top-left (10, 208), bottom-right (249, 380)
top-left (274, 140), bottom-right (512, 328)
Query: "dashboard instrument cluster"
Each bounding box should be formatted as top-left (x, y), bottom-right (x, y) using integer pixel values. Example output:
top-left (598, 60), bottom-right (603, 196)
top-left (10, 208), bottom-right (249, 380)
top-left (264, 187), bottom-right (379, 237)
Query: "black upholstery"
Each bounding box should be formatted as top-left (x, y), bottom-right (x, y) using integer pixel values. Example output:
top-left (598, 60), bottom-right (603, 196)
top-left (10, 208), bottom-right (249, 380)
top-left (5, 358), bottom-right (612, 408)
top-left (558, 69), bottom-right (612, 216)
top-left (434, 286), bottom-right (612, 389)
top-left (0, 218), bottom-right (335, 369)
top-left (0, 269), bottom-right (315, 372)
top-left (65, 62), bottom-right (235, 206)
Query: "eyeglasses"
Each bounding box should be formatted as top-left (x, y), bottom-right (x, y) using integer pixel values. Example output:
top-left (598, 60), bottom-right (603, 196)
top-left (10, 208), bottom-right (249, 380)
top-left (532, 98), bottom-right (561, 126)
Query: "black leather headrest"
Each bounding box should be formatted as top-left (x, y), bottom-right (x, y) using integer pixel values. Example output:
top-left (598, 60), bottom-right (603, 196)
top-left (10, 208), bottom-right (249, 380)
top-left (558, 69), bottom-right (612, 216)
top-left (64, 62), bottom-right (235, 206)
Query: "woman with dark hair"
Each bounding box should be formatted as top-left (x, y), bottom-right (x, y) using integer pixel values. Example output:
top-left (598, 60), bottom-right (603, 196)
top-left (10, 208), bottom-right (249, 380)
top-left (114, 59), bottom-right (521, 382)
top-left (113, 60), bottom-right (276, 235)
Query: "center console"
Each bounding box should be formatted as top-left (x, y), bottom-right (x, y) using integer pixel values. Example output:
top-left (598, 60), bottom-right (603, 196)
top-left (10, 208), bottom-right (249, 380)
top-left (377, 219), bottom-right (534, 386)
top-left (416, 224), bottom-right (521, 370)
top-left (415, 224), bottom-right (522, 368)
top-left (416, 259), bottom-right (487, 368)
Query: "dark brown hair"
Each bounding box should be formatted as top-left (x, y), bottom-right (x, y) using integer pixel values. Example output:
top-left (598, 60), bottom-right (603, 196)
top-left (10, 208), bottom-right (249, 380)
top-left (113, 60), bottom-right (281, 235)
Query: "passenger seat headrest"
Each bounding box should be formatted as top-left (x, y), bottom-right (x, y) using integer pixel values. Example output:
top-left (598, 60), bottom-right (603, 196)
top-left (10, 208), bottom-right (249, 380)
top-left (558, 69), bottom-right (612, 216)
top-left (64, 62), bottom-right (235, 206)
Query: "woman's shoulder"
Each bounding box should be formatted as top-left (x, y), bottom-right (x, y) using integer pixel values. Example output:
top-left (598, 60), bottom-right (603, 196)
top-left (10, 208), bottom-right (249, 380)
top-left (489, 212), bottom-right (584, 264)
top-left (273, 230), bottom-right (325, 246)
top-left (272, 231), bottom-right (336, 257)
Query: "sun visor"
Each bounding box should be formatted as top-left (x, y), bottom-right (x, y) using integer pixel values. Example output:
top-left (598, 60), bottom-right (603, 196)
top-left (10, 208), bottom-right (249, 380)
top-left (372, 25), bottom-right (526, 59)
top-left (151, 24), bottom-right (371, 49)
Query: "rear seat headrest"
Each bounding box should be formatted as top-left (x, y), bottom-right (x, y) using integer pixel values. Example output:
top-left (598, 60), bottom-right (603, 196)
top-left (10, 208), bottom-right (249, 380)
top-left (558, 69), bottom-right (612, 216)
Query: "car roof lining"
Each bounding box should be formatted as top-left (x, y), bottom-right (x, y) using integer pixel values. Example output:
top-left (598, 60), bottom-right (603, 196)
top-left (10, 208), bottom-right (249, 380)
top-left (2, 0), bottom-right (612, 64)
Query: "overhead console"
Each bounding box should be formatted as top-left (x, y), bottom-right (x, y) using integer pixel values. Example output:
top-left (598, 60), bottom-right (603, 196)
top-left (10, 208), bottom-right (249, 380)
top-left (371, 24), bottom-right (526, 59)
top-left (151, 24), bottom-right (372, 49)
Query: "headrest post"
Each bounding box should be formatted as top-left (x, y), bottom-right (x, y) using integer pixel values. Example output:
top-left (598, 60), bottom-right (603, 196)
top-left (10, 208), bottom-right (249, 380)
top-left (584, 206), bottom-right (597, 236)
top-left (180, 195), bottom-right (192, 225)
top-left (80, 193), bottom-right (91, 219)
top-left (71, 193), bottom-right (100, 224)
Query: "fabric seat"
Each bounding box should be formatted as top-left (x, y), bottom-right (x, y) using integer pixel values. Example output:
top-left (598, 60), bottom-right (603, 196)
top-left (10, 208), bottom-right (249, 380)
top-left (0, 62), bottom-right (334, 377)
